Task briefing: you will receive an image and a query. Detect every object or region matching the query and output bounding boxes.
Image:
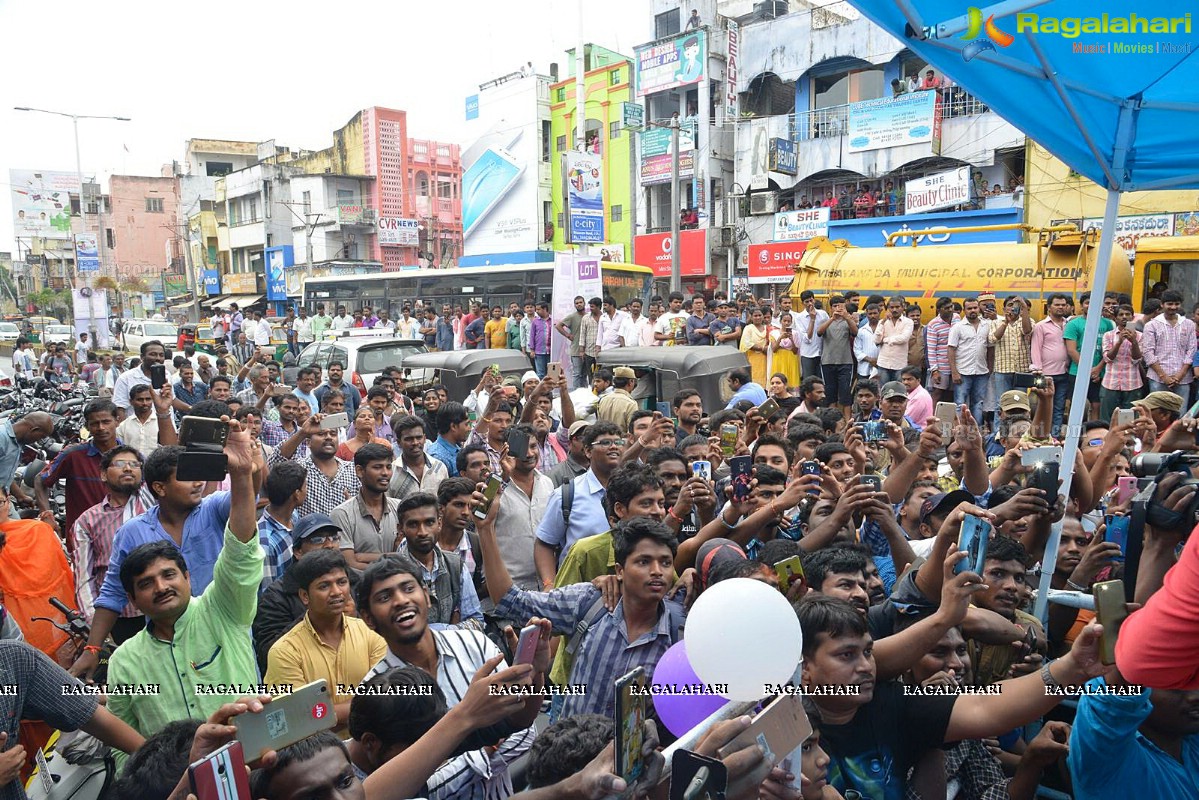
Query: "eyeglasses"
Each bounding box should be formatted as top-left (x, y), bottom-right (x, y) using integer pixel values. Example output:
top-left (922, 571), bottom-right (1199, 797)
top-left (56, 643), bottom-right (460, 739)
top-left (302, 535), bottom-right (336, 545)
top-left (110, 460), bottom-right (143, 470)
top-left (591, 438), bottom-right (626, 449)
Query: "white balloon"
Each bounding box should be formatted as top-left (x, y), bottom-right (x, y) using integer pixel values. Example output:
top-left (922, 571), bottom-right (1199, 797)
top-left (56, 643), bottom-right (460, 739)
top-left (685, 578), bottom-right (803, 701)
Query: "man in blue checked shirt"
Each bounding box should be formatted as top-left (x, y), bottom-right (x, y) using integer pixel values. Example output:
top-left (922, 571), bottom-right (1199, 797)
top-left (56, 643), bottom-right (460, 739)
top-left (257, 459), bottom-right (307, 593)
top-left (478, 493), bottom-right (685, 719)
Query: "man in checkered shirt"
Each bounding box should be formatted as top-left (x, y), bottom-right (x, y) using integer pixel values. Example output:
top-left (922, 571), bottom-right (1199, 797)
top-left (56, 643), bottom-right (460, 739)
top-left (269, 413), bottom-right (360, 518)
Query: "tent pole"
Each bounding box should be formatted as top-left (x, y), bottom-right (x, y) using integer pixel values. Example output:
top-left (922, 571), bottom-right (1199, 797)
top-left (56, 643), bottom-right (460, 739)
top-left (1033, 188), bottom-right (1122, 622)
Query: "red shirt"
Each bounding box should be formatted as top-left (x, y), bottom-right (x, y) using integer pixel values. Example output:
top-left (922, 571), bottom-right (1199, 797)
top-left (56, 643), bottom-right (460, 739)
top-left (39, 440), bottom-right (115, 551)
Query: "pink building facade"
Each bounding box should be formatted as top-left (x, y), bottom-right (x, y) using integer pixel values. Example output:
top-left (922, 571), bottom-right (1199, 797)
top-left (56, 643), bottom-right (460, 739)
top-left (107, 173), bottom-right (181, 277)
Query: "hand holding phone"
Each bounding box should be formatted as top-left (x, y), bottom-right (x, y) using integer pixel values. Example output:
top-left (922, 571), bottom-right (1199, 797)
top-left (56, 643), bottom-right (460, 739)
top-left (691, 460), bottom-right (712, 482)
top-left (150, 363), bottom-right (167, 390)
top-left (234, 681), bottom-right (336, 762)
top-left (512, 624), bottom-right (541, 667)
top-left (320, 412), bottom-right (349, 429)
top-left (729, 456), bottom-right (753, 501)
top-left (473, 474), bottom-right (504, 520)
top-left (1094, 579), bottom-right (1129, 665)
top-left (189, 741), bottom-right (251, 800)
top-left (614, 668), bottom-right (648, 785)
top-left (954, 514), bottom-right (992, 576)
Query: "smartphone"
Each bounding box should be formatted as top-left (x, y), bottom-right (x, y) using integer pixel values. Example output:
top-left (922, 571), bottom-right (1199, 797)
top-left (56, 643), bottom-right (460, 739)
top-left (150, 363), bottom-right (167, 390)
top-left (1093, 579), bottom-right (1129, 665)
top-left (935, 401), bottom-right (957, 431)
top-left (774, 556), bottom-right (805, 594)
top-left (463, 147), bottom-right (525, 237)
top-left (860, 420), bottom-right (886, 442)
top-left (717, 693), bottom-right (813, 766)
top-left (614, 667), bottom-right (648, 785)
top-left (468, 410), bottom-right (478, 422)
top-left (719, 423), bottom-right (739, 456)
top-left (656, 401), bottom-right (673, 418)
top-left (1023, 447), bottom-right (1062, 497)
top-left (319, 412), bottom-right (349, 429)
top-left (490, 363), bottom-right (502, 379)
top-left (1021, 446), bottom-right (1063, 469)
top-left (512, 623), bottom-right (540, 667)
top-left (1104, 514), bottom-right (1130, 561)
top-left (670, 750), bottom-right (729, 800)
top-left (547, 362), bottom-right (562, 382)
top-left (954, 513), bottom-right (992, 576)
top-left (691, 460), bottom-right (712, 482)
top-left (506, 427), bottom-right (531, 460)
top-left (729, 456), bottom-right (753, 501)
top-left (1115, 475), bottom-right (1137, 506)
top-left (189, 741), bottom-right (251, 800)
top-left (757, 398), bottom-right (780, 419)
top-left (859, 475), bottom-right (882, 493)
top-left (1013, 373), bottom-right (1036, 389)
top-left (234, 680), bottom-right (337, 762)
top-left (178, 416), bottom-right (230, 447)
top-left (801, 460), bottom-right (821, 494)
top-left (473, 474), bottom-right (503, 520)
top-left (1115, 408), bottom-right (1135, 427)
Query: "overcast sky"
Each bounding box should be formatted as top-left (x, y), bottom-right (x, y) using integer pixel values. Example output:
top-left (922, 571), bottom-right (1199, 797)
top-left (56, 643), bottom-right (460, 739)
top-left (0, 0), bottom-right (651, 254)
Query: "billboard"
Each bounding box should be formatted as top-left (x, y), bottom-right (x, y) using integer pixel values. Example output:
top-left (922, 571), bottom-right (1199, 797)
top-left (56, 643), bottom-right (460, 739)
top-left (74, 233), bottom-right (100, 272)
top-left (378, 217), bottom-right (420, 246)
top-left (767, 138), bottom-right (797, 175)
top-left (774, 208), bottom-right (830, 242)
top-left (10, 169), bottom-right (77, 239)
top-left (223, 273), bottom-right (259, 294)
top-left (747, 241), bottom-right (808, 284)
top-left (725, 21), bottom-right (740, 120)
top-left (640, 124), bottom-right (695, 185)
top-left (461, 75), bottom-right (542, 257)
top-left (202, 269), bottom-right (221, 296)
top-left (635, 31), bottom-right (706, 97)
top-left (829, 207), bottom-right (1024, 247)
top-left (265, 246), bottom-right (293, 300)
top-left (563, 151), bottom-right (605, 244)
top-left (633, 229), bottom-right (707, 278)
top-left (551, 253), bottom-right (603, 385)
top-left (846, 91), bottom-right (939, 153)
top-left (737, 116), bottom-right (793, 190)
top-left (905, 167), bottom-right (971, 215)
top-left (337, 204), bottom-right (366, 224)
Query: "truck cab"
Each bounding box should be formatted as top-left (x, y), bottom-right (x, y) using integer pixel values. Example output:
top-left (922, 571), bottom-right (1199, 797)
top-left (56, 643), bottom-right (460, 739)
top-left (1131, 235), bottom-right (1199, 315)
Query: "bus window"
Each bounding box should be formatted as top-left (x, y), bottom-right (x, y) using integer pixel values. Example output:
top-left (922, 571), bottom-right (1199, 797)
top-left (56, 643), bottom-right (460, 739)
top-left (1144, 259), bottom-right (1199, 313)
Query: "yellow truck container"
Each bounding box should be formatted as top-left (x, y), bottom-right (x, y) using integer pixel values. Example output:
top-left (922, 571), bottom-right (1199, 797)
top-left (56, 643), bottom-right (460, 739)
top-left (1130, 235), bottom-right (1199, 314)
top-left (788, 225), bottom-right (1132, 321)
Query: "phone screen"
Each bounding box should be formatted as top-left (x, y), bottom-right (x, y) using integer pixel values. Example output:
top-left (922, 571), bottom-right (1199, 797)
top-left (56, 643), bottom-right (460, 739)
top-left (730, 456), bottom-right (753, 501)
top-left (473, 475), bottom-right (503, 519)
top-left (150, 364), bottom-right (167, 390)
top-left (955, 514), bottom-right (992, 575)
top-left (463, 148), bottom-right (523, 235)
top-left (614, 668), bottom-right (647, 785)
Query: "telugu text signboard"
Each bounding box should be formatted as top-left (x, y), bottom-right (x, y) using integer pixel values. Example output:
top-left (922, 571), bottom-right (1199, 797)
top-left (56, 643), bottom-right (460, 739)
top-left (378, 217), bottom-right (420, 246)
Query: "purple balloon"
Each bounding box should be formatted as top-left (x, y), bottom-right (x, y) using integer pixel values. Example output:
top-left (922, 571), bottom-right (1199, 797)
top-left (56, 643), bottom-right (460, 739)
top-left (652, 641), bottom-right (728, 737)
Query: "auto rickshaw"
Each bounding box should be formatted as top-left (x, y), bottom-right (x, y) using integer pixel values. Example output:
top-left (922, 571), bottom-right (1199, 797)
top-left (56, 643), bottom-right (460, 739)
top-left (399, 350), bottom-right (533, 403)
top-left (595, 346), bottom-right (749, 413)
top-left (176, 323), bottom-right (197, 352)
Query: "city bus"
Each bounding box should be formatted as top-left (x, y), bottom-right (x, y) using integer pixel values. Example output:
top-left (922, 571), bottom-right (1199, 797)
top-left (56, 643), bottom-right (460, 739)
top-left (300, 263), bottom-right (654, 315)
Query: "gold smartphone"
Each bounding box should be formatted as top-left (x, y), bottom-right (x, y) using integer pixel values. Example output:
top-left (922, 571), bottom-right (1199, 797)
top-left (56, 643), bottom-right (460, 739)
top-left (1093, 579), bottom-right (1129, 666)
top-left (234, 680), bottom-right (336, 761)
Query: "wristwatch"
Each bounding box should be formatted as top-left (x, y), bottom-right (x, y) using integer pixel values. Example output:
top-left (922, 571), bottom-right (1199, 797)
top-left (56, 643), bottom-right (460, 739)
top-left (1040, 658), bottom-right (1061, 689)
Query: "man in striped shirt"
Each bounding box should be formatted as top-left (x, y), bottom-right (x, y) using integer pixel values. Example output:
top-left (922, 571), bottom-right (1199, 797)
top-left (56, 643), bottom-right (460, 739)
top-left (358, 554), bottom-right (542, 800)
top-left (480, 496), bottom-right (685, 720)
top-left (70, 445), bottom-right (153, 643)
top-left (1141, 289), bottom-right (1197, 403)
top-left (924, 298), bottom-right (956, 403)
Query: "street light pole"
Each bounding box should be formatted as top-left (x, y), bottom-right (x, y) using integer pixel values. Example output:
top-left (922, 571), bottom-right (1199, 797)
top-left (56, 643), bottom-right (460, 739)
top-left (13, 106), bottom-right (130, 348)
top-left (669, 114), bottom-right (681, 293)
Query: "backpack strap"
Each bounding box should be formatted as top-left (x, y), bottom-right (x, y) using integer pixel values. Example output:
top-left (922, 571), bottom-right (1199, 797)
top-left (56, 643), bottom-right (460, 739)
top-left (665, 600), bottom-right (686, 644)
top-left (561, 476), bottom-right (576, 528)
top-left (564, 594), bottom-right (608, 658)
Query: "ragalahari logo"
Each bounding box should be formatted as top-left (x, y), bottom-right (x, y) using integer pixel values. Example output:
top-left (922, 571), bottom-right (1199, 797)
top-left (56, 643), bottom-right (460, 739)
top-left (960, 7), bottom-right (1014, 60)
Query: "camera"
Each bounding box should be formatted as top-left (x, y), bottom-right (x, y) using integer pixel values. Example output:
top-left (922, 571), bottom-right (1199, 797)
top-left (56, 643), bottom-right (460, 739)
top-left (1130, 450), bottom-right (1199, 533)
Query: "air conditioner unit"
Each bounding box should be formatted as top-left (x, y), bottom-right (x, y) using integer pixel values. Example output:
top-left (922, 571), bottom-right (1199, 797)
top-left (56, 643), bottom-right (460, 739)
top-left (749, 192), bottom-right (777, 215)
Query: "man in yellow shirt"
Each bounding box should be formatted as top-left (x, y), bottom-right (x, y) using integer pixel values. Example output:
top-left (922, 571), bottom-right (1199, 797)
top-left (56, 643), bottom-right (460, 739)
top-left (265, 548), bottom-right (387, 733)
top-left (484, 305), bottom-right (509, 349)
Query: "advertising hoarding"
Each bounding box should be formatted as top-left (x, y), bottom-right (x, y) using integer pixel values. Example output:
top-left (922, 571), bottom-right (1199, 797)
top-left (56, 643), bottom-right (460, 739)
top-left (378, 217), bottom-right (420, 246)
top-left (10, 169), bottom-right (77, 239)
top-left (767, 138), bottom-right (797, 175)
top-left (905, 167), bottom-right (971, 214)
top-left (635, 31), bottom-right (706, 97)
top-left (774, 208), bottom-right (830, 242)
top-left (74, 233), bottom-right (100, 272)
top-left (563, 151), bottom-right (605, 244)
top-left (633, 229), bottom-right (707, 278)
top-left (725, 21), bottom-right (740, 120)
top-left (747, 241), bottom-right (808, 284)
top-left (846, 91), bottom-right (938, 153)
top-left (640, 124), bottom-right (695, 184)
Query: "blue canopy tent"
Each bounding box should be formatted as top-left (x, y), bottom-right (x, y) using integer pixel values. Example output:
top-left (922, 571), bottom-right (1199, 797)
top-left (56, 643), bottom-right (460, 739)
top-left (840, 0), bottom-right (1199, 619)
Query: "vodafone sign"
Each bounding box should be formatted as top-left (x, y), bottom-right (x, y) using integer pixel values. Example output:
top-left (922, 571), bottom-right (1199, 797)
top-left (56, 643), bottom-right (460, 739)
top-left (747, 241), bottom-right (807, 284)
top-left (633, 229), bottom-right (707, 278)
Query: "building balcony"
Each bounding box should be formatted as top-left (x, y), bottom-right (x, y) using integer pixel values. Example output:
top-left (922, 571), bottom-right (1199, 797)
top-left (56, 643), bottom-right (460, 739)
top-left (794, 87), bottom-right (991, 141)
top-left (228, 220), bottom-right (266, 249)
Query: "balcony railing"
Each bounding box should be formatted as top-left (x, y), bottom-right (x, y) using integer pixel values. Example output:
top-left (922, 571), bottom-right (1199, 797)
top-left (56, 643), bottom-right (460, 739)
top-left (793, 87), bottom-right (992, 141)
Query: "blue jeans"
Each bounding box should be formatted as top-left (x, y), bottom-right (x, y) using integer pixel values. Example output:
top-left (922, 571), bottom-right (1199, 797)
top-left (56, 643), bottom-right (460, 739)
top-left (1148, 380), bottom-right (1191, 405)
top-left (954, 374), bottom-right (988, 424)
top-left (1048, 373), bottom-right (1070, 435)
top-left (571, 355), bottom-right (587, 389)
top-left (533, 353), bottom-right (549, 378)
top-left (992, 372), bottom-right (1018, 400)
top-left (876, 367), bottom-right (902, 386)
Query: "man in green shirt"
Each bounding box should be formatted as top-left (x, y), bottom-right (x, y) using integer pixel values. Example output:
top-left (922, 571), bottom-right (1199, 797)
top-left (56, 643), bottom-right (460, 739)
top-left (106, 415), bottom-right (264, 744)
top-left (1064, 293), bottom-right (1116, 420)
top-left (311, 302), bottom-right (333, 340)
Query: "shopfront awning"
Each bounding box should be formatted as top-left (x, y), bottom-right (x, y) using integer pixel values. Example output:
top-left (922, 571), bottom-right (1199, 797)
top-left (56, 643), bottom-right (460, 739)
top-left (211, 294), bottom-right (263, 310)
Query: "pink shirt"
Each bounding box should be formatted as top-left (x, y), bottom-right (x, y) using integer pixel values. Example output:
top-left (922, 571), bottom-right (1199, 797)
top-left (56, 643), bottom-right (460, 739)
top-left (905, 384), bottom-right (934, 427)
top-left (1030, 316), bottom-right (1069, 374)
top-left (874, 316), bottom-right (914, 370)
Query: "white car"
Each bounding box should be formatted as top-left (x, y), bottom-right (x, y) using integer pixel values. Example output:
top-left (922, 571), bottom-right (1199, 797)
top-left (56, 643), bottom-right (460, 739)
top-left (296, 331), bottom-right (430, 396)
top-left (0, 323), bottom-right (19, 343)
top-left (42, 324), bottom-right (75, 347)
top-left (122, 319), bottom-right (179, 353)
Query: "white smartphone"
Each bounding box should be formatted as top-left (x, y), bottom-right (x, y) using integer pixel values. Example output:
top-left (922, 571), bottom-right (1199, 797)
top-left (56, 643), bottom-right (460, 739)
top-left (462, 147), bottom-right (525, 237)
top-left (935, 402), bottom-right (957, 431)
top-left (691, 460), bottom-right (712, 481)
top-left (1020, 445), bottom-right (1063, 468)
top-left (1115, 408), bottom-right (1135, 427)
top-left (319, 412), bottom-right (349, 429)
top-left (513, 624), bottom-right (540, 666)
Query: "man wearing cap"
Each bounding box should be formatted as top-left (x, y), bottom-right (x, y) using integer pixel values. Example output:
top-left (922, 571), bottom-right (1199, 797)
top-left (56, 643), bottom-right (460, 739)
top-left (547, 420), bottom-right (592, 488)
top-left (984, 389), bottom-right (1033, 458)
top-left (709, 301), bottom-right (742, 348)
top-left (1133, 391), bottom-right (1183, 437)
top-left (596, 367), bottom-right (639, 431)
top-left (879, 381), bottom-right (922, 437)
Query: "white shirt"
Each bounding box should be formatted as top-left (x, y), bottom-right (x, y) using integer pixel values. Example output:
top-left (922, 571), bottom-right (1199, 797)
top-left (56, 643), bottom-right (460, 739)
top-left (11, 348), bottom-right (35, 375)
top-left (655, 311), bottom-right (689, 346)
top-left (117, 413), bottom-right (161, 458)
top-left (397, 317), bottom-right (421, 338)
top-left (794, 309), bottom-right (830, 358)
top-left (622, 314), bottom-right (655, 348)
top-left (597, 310), bottom-right (631, 350)
top-left (948, 318), bottom-right (991, 375)
top-left (253, 319), bottom-right (272, 346)
top-left (330, 314), bottom-right (353, 331)
top-left (376, 319), bottom-right (397, 333)
top-left (112, 367), bottom-right (157, 414)
top-left (294, 316), bottom-right (314, 342)
top-left (92, 366), bottom-right (121, 389)
top-left (853, 322), bottom-right (879, 378)
top-left (75, 341), bottom-right (89, 363)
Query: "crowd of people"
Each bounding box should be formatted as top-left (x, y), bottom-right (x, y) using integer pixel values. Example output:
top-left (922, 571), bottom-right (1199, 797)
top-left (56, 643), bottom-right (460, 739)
top-left (2, 281), bottom-right (1199, 800)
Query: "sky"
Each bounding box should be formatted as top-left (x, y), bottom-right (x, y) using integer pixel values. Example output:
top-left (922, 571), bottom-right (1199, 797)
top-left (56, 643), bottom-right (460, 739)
top-left (0, 0), bottom-right (651, 254)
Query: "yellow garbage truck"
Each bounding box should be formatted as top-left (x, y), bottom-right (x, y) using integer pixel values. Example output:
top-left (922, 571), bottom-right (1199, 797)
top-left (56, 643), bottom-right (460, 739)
top-left (787, 224), bottom-right (1133, 320)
